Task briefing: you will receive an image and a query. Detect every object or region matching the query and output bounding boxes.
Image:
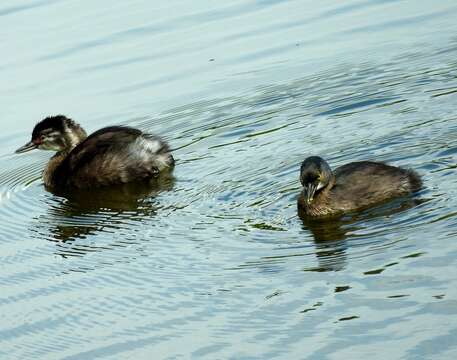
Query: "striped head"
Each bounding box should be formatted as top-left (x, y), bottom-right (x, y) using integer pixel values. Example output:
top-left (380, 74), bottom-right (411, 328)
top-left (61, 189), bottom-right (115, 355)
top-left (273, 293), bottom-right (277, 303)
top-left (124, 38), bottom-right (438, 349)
top-left (16, 115), bottom-right (87, 154)
top-left (300, 156), bottom-right (333, 204)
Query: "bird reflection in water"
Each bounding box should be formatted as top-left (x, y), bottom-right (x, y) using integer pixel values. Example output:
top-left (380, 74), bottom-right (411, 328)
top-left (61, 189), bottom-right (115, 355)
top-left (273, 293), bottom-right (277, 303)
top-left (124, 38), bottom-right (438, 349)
top-left (299, 196), bottom-right (425, 272)
top-left (38, 175), bottom-right (175, 258)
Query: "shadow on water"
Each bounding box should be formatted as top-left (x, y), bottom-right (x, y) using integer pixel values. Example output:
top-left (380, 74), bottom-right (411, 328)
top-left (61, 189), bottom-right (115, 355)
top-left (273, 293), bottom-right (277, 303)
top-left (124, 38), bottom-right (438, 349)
top-left (299, 195), bottom-right (426, 272)
top-left (36, 175), bottom-right (175, 257)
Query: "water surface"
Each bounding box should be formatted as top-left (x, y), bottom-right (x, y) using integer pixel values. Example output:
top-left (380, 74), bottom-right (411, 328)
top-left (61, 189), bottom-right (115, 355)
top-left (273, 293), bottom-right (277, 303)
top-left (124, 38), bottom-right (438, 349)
top-left (1, 0), bottom-right (457, 359)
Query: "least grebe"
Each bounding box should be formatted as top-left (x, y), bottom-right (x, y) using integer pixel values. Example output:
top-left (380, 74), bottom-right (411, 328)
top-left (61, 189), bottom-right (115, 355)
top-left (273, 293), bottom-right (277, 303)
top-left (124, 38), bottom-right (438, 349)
top-left (15, 115), bottom-right (174, 190)
top-left (298, 156), bottom-right (422, 217)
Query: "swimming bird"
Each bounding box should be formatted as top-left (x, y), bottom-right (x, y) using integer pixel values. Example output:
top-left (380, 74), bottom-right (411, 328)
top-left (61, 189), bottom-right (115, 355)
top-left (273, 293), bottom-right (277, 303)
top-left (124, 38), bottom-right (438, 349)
top-left (15, 115), bottom-right (174, 190)
top-left (298, 156), bottom-right (421, 217)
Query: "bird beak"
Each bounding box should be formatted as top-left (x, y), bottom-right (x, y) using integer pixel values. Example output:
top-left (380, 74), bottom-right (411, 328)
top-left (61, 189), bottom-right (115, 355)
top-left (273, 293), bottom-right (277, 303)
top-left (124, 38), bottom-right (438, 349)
top-left (306, 183), bottom-right (317, 204)
top-left (15, 141), bottom-right (37, 154)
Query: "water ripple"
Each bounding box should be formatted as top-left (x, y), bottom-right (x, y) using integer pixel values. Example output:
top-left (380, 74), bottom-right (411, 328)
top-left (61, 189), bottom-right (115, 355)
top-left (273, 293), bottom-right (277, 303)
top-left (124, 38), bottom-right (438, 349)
top-left (2, 1), bottom-right (457, 358)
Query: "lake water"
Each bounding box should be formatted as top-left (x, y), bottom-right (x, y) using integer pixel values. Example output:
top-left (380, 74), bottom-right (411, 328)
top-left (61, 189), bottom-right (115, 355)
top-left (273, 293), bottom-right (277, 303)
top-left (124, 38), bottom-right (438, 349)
top-left (1, 0), bottom-right (457, 359)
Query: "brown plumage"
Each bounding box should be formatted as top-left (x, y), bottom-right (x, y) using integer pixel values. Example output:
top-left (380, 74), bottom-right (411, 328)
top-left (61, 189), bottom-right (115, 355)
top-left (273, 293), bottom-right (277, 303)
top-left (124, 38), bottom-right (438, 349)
top-left (16, 115), bottom-right (174, 190)
top-left (297, 156), bottom-right (422, 217)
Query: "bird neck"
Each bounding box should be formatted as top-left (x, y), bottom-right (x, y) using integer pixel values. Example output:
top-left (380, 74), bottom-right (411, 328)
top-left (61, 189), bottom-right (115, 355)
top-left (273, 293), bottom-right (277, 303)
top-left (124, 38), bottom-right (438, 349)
top-left (43, 152), bottom-right (68, 188)
top-left (298, 175), bottom-right (337, 217)
top-left (43, 127), bottom-right (87, 188)
top-left (316, 175), bottom-right (336, 200)
top-left (63, 126), bottom-right (87, 152)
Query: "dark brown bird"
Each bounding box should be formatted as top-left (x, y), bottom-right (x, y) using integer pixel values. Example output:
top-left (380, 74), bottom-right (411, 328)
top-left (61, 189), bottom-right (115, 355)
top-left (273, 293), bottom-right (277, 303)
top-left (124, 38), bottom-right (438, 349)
top-left (298, 156), bottom-right (422, 217)
top-left (15, 115), bottom-right (174, 190)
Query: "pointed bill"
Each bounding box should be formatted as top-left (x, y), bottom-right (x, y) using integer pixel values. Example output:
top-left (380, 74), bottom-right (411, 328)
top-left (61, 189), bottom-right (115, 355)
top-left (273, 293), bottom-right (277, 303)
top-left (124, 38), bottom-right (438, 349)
top-left (15, 141), bottom-right (37, 154)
